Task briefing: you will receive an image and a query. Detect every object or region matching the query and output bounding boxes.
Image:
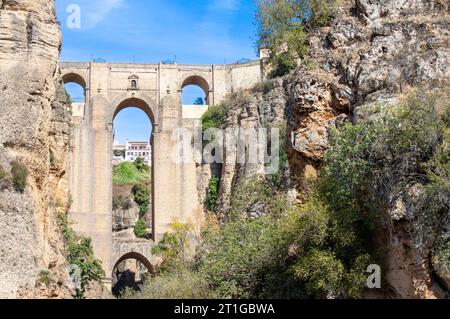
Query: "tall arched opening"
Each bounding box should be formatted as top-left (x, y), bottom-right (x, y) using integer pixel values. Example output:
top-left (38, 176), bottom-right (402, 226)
top-left (111, 252), bottom-right (154, 297)
top-left (112, 98), bottom-right (156, 242)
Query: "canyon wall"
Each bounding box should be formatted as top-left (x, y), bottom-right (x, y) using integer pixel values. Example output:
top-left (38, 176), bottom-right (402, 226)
top-left (215, 0), bottom-right (449, 298)
top-left (0, 0), bottom-right (72, 298)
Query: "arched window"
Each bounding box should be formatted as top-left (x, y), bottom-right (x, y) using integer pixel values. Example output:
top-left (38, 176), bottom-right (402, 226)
top-left (62, 72), bottom-right (87, 117)
top-left (181, 75), bottom-right (210, 106)
top-left (131, 80), bottom-right (137, 89)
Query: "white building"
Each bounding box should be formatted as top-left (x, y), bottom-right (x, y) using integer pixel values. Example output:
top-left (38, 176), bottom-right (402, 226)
top-left (113, 140), bottom-right (152, 165)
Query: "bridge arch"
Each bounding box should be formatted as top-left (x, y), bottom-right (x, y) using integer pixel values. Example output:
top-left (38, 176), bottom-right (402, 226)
top-left (181, 74), bottom-right (211, 105)
top-left (62, 72), bottom-right (87, 90)
top-left (113, 251), bottom-right (155, 275)
top-left (112, 251), bottom-right (154, 296)
top-left (111, 93), bottom-right (158, 125)
top-left (111, 95), bottom-right (157, 241)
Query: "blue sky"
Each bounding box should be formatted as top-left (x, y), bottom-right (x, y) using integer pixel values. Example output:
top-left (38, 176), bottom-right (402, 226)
top-left (57, 0), bottom-right (257, 144)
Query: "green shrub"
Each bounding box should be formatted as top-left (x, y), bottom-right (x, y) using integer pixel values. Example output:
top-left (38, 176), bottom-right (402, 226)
top-left (124, 88), bottom-right (449, 300)
top-left (134, 219), bottom-right (147, 238)
top-left (201, 104), bottom-right (227, 131)
top-left (36, 270), bottom-right (51, 286)
top-left (58, 211), bottom-right (104, 298)
top-left (123, 265), bottom-right (217, 299)
top-left (0, 165), bottom-right (5, 181)
top-left (10, 160), bottom-right (28, 193)
top-left (292, 249), bottom-right (345, 297)
top-left (229, 177), bottom-right (291, 221)
top-left (152, 221), bottom-right (194, 268)
top-left (264, 80), bottom-right (274, 93)
top-left (133, 157), bottom-right (149, 172)
top-left (65, 89), bottom-right (73, 106)
top-left (206, 176), bottom-right (220, 212)
top-left (269, 52), bottom-right (299, 78)
top-left (132, 183), bottom-right (150, 217)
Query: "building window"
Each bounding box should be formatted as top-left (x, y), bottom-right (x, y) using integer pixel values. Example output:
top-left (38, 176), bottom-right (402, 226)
top-left (131, 80), bottom-right (137, 89)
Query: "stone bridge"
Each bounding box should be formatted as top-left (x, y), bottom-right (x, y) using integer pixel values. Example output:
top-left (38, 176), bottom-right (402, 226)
top-left (61, 60), bottom-right (264, 286)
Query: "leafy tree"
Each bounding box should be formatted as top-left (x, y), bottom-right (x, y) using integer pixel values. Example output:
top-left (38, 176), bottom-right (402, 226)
top-left (194, 97), bottom-right (205, 105)
top-left (133, 157), bottom-right (149, 172)
top-left (255, 0), bottom-right (337, 77)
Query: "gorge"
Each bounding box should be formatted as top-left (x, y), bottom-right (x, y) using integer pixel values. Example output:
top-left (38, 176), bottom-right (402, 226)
top-left (0, 0), bottom-right (449, 299)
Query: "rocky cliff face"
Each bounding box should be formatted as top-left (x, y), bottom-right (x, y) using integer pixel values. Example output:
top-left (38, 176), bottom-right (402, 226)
top-left (215, 0), bottom-right (449, 298)
top-left (0, 0), bottom-right (72, 298)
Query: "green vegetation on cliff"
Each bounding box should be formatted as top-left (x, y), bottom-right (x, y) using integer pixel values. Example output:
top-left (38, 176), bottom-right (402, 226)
top-left (255, 0), bottom-right (339, 77)
top-left (126, 88), bottom-right (449, 299)
top-left (58, 204), bottom-right (104, 299)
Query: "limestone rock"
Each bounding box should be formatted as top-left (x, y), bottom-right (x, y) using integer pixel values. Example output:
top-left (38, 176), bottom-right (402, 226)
top-left (215, 0), bottom-right (450, 298)
top-left (0, 0), bottom-right (72, 298)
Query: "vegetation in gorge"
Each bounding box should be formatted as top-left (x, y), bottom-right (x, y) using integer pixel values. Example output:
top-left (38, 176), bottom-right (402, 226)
top-left (58, 205), bottom-right (104, 298)
top-left (11, 160), bottom-right (28, 193)
top-left (134, 219), bottom-right (148, 238)
top-left (206, 176), bottom-right (220, 212)
top-left (255, 0), bottom-right (339, 77)
top-left (126, 88), bottom-right (449, 299)
top-left (112, 158), bottom-right (151, 238)
top-left (113, 159), bottom-right (150, 186)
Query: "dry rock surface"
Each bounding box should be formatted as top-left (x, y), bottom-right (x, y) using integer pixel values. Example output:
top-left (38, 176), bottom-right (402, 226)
top-left (0, 0), bottom-right (72, 298)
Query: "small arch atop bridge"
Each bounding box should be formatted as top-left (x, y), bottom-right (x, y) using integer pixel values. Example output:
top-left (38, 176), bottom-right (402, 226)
top-left (113, 251), bottom-right (155, 275)
top-left (62, 72), bottom-right (87, 90)
top-left (112, 251), bottom-right (155, 296)
top-left (181, 75), bottom-right (210, 105)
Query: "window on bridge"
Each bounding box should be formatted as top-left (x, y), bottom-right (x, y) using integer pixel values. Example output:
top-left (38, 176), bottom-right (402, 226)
top-left (112, 106), bottom-right (153, 242)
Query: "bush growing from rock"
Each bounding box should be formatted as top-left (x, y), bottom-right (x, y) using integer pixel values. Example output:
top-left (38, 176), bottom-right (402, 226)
top-left (58, 211), bottom-right (104, 298)
top-left (10, 160), bottom-right (28, 193)
top-left (134, 219), bottom-right (147, 238)
top-left (206, 176), bottom-right (220, 212)
top-left (132, 183), bottom-right (150, 217)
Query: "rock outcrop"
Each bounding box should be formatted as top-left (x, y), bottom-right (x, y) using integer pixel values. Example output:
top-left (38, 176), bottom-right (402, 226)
top-left (214, 0), bottom-right (449, 298)
top-left (0, 0), bottom-right (72, 298)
